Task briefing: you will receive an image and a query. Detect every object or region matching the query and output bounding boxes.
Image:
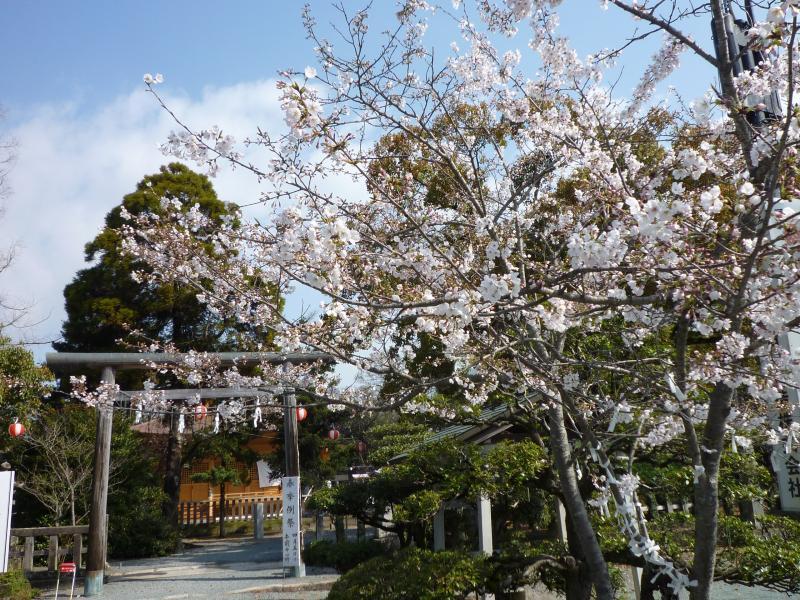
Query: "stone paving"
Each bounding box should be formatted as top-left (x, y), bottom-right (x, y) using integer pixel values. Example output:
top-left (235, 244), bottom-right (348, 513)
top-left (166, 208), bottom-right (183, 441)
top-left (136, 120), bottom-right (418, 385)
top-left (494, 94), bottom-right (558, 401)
top-left (35, 537), bottom-right (338, 600)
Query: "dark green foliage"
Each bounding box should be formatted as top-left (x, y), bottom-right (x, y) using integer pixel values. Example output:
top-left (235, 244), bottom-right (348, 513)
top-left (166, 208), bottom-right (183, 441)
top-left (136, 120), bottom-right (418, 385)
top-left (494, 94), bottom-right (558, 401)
top-left (55, 163), bottom-right (255, 363)
top-left (266, 401), bottom-right (375, 488)
top-left (633, 444), bottom-right (773, 507)
top-left (594, 511), bottom-right (800, 595)
top-left (307, 438), bottom-right (547, 546)
top-left (0, 336), bottom-right (49, 431)
top-left (108, 485), bottom-right (176, 558)
top-left (10, 405), bottom-right (176, 558)
top-left (0, 570), bottom-right (35, 600)
top-left (107, 414), bottom-right (178, 557)
top-left (327, 548), bottom-right (489, 600)
top-left (491, 537), bottom-right (573, 597)
top-left (303, 539), bottom-right (391, 573)
top-left (362, 420), bottom-right (427, 467)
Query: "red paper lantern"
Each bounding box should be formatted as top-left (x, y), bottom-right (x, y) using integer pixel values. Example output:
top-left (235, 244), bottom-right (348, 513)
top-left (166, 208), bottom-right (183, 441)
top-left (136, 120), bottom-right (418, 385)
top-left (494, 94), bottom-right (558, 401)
top-left (8, 420), bottom-right (25, 438)
top-left (328, 428), bottom-right (340, 441)
top-left (194, 404), bottom-right (208, 421)
top-left (296, 407), bottom-right (308, 422)
top-left (356, 440), bottom-right (367, 454)
top-left (320, 447), bottom-right (330, 462)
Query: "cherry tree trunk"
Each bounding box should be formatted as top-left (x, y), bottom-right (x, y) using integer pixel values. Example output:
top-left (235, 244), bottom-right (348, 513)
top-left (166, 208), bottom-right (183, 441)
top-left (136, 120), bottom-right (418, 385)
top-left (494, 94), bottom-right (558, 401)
top-left (549, 403), bottom-right (614, 600)
top-left (690, 382), bottom-right (733, 600)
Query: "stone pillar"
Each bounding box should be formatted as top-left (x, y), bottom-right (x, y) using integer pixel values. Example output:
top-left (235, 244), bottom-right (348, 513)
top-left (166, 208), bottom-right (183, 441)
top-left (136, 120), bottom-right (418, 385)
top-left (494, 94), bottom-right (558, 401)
top-left (254, 502), bottom-right (265, 540)
top-left (377, 507), bottom-right (392, 539)
top-left (552, 497), bottom-right (568, 543)
top-left (433, 505), bottom-right (445, 551)
top-left (315, 511), bottom-right (325, 541)
top-left (477, 494), bottom-right (492, 555)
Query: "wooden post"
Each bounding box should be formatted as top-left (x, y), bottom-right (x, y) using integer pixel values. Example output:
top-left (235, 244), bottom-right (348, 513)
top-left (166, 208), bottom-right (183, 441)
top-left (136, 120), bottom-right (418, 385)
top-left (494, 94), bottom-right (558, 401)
top-left (47, 535), bottom-right (59, 572)
top-left (283, 389), bottom-right (300, 478)
top-left (282, 388), bottom-right (305, 576)
top-left (22, 536), bottom-right (33, 572)
top-left (85, 366), bottom-right (114, 596)
top-left (73, 533), bottom-right (83, 569)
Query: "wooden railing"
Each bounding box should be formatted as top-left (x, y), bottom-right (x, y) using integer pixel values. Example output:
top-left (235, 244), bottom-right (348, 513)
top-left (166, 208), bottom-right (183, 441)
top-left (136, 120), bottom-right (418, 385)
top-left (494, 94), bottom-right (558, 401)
top-left (10, 525), bottom-right (89, 575)
top-left (179, 496), bottom-right (282, 526)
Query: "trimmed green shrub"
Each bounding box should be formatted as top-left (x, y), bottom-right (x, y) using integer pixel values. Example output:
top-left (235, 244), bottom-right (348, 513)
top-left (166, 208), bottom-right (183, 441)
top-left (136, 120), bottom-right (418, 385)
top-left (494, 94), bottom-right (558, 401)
top-left (327, 547), bottom-right (488, 600)
top-left (108, 486), bottom-right (177, 558)
top-left (303, 539), bottom-right (390, 573)
top-left (0, 570), bottom-right (35, 600)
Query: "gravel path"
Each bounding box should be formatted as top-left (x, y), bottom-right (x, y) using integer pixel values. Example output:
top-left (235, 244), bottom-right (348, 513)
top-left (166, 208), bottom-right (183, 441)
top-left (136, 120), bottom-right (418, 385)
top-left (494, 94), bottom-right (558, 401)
top-left (35, 537), bottom-right (337, 600)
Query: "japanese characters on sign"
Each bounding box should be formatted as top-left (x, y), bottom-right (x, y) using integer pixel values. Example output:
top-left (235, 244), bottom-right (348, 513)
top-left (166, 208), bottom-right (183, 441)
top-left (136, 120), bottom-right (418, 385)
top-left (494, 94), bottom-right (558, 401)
top-left (774, 447), bottom-right (800, 511)
top-left (282, 476), bottom-right (302, 568)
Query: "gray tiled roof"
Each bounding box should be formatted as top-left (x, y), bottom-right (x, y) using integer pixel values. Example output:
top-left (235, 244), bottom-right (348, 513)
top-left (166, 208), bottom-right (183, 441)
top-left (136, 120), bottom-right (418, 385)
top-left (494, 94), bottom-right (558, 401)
top-left (389, 403), bottom-right (515, 462)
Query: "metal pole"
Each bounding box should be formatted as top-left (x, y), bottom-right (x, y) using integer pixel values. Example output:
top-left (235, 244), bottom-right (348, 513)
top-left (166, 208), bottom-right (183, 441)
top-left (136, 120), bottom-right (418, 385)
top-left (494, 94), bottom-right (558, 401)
top-left (85, 367), bottom-right (114, 596)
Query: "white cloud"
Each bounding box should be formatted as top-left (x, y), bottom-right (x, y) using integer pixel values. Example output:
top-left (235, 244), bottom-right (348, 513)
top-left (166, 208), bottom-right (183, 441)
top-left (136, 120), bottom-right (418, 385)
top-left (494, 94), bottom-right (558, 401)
top-left (0, 80), bottom-right (288, 358)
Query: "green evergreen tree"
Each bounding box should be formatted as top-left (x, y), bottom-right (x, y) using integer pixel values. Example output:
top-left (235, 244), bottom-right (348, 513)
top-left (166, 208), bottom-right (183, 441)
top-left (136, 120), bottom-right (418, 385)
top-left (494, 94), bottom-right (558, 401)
top-left (55, 162), bottom-right (241, 355)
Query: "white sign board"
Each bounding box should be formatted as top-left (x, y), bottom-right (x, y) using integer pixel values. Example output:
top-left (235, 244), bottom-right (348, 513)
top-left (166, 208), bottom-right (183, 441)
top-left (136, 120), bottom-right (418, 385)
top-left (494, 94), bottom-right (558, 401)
top-left (256, 461), bottom-right (277, 488)
top-left (281, 476), bottom-right (303, 568)
top-left (773, 446), bottom-right (800, 512)
top-left (0, 472), bottom-right (14, 572)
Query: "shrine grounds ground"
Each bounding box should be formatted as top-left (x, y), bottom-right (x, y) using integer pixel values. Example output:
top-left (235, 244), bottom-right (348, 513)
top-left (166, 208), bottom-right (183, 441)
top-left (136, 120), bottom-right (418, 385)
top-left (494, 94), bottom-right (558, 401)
top-left (34, 537), bottom-right (336, 600)
top-left (31, 535), bottom-right (789, 599)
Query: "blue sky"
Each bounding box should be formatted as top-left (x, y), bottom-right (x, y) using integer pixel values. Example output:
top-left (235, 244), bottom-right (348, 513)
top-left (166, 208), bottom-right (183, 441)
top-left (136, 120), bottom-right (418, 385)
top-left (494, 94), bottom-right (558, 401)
top-left (1, 1), bottom-right (717, 119)
top-left (0, 1), bottom-right (723, 360)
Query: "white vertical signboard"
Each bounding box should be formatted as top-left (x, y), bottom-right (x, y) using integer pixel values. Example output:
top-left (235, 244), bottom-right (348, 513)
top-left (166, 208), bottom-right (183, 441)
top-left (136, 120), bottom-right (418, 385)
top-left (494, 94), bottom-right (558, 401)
top-left (769, 202), bottom-right (800, 511)
top-left (772, 445), bottom-right (800, 512)
top-left (0, 472), bottom-right (14, 572)
top-left (281, 476), bottom-right (303, 572)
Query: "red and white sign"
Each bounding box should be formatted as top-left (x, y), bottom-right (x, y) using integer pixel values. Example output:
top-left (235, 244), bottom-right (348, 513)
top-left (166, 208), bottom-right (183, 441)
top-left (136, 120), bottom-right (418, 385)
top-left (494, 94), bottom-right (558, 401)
top-left (59, 562), bottom-right (76, 573)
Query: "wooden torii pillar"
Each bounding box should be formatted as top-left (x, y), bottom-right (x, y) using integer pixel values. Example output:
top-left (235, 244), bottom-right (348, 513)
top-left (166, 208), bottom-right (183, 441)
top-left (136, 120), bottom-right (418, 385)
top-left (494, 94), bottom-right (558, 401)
top-left (46, 351), bottom-right (331, 596)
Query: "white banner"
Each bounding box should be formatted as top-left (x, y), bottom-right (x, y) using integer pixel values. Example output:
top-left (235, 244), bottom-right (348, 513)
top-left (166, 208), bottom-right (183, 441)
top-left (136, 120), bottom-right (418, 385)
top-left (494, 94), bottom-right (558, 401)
top-left (256, 461), bottom-right (277, 488)
top-left (281, 476), bottom-right (302, 568)
top-left (0, 472), bottom-right (14, 573)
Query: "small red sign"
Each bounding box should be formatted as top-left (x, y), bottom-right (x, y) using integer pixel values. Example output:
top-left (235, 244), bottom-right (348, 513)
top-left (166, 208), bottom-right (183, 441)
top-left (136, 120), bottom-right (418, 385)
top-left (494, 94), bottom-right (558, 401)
top-left (59, 562), bottom-right (76, 573)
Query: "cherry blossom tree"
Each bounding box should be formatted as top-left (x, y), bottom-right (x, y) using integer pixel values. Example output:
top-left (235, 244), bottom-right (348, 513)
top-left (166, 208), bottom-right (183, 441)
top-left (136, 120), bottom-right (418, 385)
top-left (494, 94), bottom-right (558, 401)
top-left (115, 1), bottom-right (800, 598)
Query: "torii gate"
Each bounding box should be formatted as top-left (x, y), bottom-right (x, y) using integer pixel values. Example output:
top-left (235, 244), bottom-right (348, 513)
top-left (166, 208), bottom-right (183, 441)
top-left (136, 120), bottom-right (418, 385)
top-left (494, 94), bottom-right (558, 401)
top-left (46, 351), bottom-right (331, 596)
